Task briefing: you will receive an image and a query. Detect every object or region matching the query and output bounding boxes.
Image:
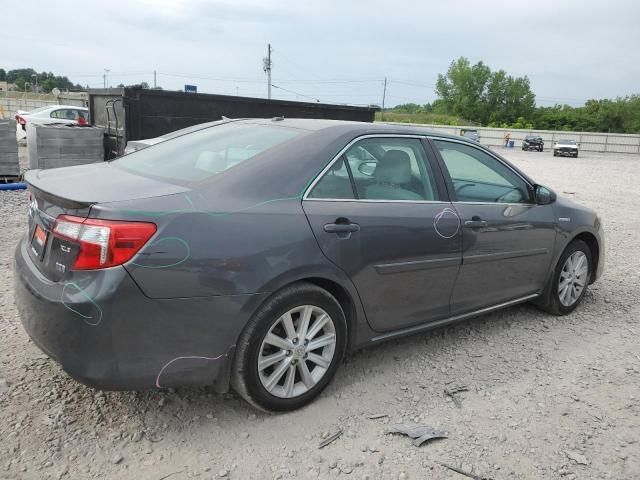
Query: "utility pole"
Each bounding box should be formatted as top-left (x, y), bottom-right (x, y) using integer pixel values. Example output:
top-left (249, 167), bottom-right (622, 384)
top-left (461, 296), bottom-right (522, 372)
top-left (103, 69), bottom-right (110, 89)
top-left (381, 77), bottom-right (387, 121)
top-left (153, 70), bottom-right (157, 89)
top-left (263, 43), bottom-right (272, 100)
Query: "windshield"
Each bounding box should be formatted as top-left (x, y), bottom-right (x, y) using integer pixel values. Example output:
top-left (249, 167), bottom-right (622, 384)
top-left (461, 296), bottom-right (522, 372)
top-left (558, 139), bottom-right (577, 145)
top-left (114, 122), bottom-right (305, 182)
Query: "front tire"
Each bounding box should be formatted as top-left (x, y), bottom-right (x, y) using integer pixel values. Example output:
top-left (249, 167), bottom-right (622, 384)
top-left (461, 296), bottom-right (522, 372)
top-left (231, 282), bottom-right (347, 411)
top-left (535, 240), bottom-right (592, 315)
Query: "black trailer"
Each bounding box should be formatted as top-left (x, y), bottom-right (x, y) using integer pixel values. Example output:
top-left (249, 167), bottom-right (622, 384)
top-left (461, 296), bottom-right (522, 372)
top-left (88, 88), bottom-right (378, 159)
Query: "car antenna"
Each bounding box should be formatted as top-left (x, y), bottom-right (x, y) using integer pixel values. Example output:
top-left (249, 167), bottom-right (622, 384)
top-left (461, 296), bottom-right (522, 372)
top-left (272, 116), bottom-right (285, 121)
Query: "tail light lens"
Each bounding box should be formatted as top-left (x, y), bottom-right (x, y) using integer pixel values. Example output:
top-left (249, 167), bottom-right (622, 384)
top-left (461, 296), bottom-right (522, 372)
top-left (52, 215), bottom-right (156, 270)
top-left (16, 115), bottom-right (26, 125)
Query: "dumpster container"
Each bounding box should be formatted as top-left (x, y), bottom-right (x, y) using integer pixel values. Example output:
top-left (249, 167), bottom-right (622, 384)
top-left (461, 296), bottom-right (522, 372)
top-left (89, 87), bottom-right (379, 158)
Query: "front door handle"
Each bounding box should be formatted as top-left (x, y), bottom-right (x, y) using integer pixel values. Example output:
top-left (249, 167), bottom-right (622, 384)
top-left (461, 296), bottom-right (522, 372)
top-left (324, 222), bottom-right (360, 233)
top-left (464, 216), bottom-right (488, 229)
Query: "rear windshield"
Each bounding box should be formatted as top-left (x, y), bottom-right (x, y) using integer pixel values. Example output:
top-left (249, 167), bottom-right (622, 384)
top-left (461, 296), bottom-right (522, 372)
top-left (160, 120), bottom-right (223, 141)
top-left (114, 122), bottom-right (304, 182)
top-left (27, 106), bottom-right (52, 115)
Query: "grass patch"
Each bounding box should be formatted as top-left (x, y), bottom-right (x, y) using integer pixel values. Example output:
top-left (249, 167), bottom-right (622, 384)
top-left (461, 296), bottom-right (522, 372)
top-left (375, 111), bottom-right (475, 126)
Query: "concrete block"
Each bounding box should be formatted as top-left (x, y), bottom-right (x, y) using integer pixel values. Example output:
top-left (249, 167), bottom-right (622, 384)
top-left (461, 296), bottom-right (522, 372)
top-left (28, 124), bottom-right (105, 170)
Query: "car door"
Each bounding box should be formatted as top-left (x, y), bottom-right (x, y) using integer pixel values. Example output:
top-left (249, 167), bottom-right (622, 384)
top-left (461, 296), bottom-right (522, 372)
top-left (302, 135), bottom-right (462, 332)
top-left (430, 138), bottom-right (557, 314)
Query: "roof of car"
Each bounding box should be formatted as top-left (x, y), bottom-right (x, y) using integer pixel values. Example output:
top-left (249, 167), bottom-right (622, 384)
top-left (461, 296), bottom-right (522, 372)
top-left (235, 117), bottom-right (467, 142)
top-left (50, 105), bottom-right (89, 110)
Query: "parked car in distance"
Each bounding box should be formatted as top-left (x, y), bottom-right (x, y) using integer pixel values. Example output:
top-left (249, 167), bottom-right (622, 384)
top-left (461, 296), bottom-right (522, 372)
top-left (554, 139), bottom-right (579, 157)
top-left (460, 128), bottom-right (480, 143)
top-left (15, 105), bottom-right (89, 142)
top-left (15, 119), bottom-right (604, 411)
top-left (522, 135), bottom-right (544, 152)
top-left (123, 119), bottom-right (227, 154)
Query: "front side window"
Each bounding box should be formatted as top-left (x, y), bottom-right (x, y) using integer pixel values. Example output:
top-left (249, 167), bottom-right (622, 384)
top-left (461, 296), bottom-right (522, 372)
top-left (433, 140), bottom-right (530, 204)
top-left (310, 137), bottom-right (438, 201)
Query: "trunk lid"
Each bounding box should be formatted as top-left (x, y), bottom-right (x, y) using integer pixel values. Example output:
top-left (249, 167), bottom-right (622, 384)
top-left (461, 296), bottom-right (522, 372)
top-left (24, 163), bottom-right (189, 281)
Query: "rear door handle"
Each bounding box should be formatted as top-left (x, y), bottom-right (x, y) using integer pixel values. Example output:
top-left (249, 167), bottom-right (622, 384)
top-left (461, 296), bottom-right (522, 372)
top-left (324, 222), bottom-right (360, 233)
top-left (464, 216), bottom-right (488, 229)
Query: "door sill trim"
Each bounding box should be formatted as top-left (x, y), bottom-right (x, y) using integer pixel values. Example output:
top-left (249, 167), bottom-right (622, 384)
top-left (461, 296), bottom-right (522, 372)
top-left (370, 293), bottom-right (539, 343)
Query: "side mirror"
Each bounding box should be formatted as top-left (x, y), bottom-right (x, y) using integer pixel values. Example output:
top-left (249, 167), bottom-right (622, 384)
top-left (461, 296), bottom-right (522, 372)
top-left (358, 161), bottom-right (377, 176)
top-left (535, 184), bottom-right (556, 205)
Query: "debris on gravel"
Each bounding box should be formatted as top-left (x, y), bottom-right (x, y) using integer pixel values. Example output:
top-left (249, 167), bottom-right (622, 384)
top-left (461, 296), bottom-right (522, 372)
top-left (1, 148), bottom-right (639, 479)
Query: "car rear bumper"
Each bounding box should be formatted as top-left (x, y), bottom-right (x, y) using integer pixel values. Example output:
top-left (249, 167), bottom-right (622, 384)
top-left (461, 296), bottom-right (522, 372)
top-left (14, 237), bottom-right (267, 391)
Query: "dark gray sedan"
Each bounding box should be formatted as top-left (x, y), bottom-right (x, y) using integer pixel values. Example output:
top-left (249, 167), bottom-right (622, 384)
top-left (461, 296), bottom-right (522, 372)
top-left (14, 119), bottom-right (604, 411)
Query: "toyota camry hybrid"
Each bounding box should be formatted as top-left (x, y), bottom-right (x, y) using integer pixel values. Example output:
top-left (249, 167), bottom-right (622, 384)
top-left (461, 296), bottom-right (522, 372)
top-left (14, 119), bottom-right (604, 411)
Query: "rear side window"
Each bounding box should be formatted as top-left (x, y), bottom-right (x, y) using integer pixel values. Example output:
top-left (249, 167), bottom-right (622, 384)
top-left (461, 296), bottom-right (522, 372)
top-left (309, 137), bottom-right (438, 201)
top-left (50, 109), bottom-right (66, 119)
top-left (114, 122), bottom-right (304, 182)
top-left (308, 158), bottom-right (355, 199)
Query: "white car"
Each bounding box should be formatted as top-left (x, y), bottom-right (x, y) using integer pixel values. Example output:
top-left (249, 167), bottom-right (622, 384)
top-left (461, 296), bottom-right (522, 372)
top-left (553, 139), bottom-right (579, 158)
top-left (15, 105), bottom-right (89, 142)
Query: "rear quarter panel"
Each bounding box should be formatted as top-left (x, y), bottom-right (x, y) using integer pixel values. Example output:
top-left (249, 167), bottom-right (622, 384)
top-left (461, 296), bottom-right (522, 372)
top-left (93, 194), bottom-right (341, 299)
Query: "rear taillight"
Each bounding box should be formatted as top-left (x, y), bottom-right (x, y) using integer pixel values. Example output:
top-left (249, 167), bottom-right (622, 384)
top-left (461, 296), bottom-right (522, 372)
top-left (52, 215), bottom-right (156, 270)
top-left (16, 115), bottom-right (26, 126)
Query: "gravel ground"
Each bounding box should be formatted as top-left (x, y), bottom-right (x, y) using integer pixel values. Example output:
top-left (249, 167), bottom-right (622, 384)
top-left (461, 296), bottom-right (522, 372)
top-left (0, 147), bottom-right (639, 480)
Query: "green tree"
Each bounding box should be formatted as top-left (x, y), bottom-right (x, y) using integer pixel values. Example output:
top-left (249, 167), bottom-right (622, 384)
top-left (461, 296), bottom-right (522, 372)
top-left (435, 57), bottom-right (536, 126)
top-left (436, 57), bottom-right (491, 123)
top-left (14, 76), bottom-right (27, 91)
top-left (42, 77), bottom-right (57, 93)
top-left (0, 68), bottom-right (6, 81)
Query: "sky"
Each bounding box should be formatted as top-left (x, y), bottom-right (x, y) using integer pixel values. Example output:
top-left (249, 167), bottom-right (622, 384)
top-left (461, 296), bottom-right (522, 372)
top-left (1, 0), bottom-right (639, 107)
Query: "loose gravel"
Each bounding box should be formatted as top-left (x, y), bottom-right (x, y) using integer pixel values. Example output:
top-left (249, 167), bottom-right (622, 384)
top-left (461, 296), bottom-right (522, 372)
top-left (0, 148), bottom-right (638, 480)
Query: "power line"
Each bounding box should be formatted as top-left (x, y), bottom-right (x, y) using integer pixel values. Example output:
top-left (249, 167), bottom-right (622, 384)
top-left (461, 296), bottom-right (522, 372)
top-left (271, 84), bottom-right (320, 102)
top-left (389, 78), bottom-right (437, 89)
top-left (159, 71), bottom-right (264, 84)
top-left (275, 78), bottom-right (384, 84)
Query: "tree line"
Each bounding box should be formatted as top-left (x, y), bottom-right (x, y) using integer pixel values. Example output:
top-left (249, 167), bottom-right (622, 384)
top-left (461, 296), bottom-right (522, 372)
top-left (390, 57), bottom-right (640, 134)
top-left (0, 68), bottom-right (84, 93)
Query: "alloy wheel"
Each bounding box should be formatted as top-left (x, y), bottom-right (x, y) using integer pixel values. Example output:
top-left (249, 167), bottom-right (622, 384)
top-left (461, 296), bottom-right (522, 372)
top-left (558, 251), bottom-right (589, 307)
top-left (258, 305), bottom-right (337, 398)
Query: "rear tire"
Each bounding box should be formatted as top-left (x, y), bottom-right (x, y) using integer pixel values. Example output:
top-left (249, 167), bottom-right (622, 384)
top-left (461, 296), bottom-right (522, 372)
top-left (535, 240), bottom-right (592, 316)
top-left (231, 282), bottom-right (347, 412)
